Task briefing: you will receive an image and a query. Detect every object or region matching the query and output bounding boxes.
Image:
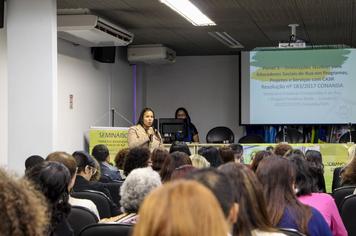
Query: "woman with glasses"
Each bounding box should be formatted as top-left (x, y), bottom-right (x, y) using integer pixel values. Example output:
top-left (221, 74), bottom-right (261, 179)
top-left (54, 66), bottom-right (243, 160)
top-left (72, 151), bottom-right (120, 217)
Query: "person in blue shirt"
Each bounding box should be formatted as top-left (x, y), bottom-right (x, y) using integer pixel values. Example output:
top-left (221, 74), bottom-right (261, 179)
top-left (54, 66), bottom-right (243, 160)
top-left (175, 107), bottom-right (199, 143)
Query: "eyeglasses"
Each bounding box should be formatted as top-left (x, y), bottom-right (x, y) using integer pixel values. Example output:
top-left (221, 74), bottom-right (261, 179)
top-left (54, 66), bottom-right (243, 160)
top-left (87, 165), bottom-right (97, 175)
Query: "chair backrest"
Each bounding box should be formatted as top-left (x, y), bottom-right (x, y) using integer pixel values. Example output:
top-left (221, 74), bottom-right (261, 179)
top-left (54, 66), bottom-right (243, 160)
top-left (332, 185), bottom-right (356, 211)
top-left (79, 223), bottom-right (133, 236)
top-left (279, 228), bottom-right (306, 236)
top-left (238, 134), bottom-right (264, 143)
top-left (68, 206), bottom-right (98, 236)
top-left (338, 131), bottom-right (356, 143)
top-left (275, 128), bottom-right (304, 143)
top-left (71, 190), bottom-right (112, 218)
top-left (103, 181), bottom-right (123, 206)
top-left (340, 194), bottom-right (356, 236)
top-left (206, 126), bottom-right (234, 143)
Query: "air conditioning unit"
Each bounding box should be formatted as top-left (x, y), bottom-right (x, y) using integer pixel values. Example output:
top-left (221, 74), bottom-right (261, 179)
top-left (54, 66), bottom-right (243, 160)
top-left (127, 44), bottom-right (176, 64)
top-left (57, 14), bottom-right (134, 47)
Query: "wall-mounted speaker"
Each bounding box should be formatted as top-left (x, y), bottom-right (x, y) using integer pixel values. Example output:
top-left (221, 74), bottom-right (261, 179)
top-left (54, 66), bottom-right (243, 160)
top-left (0, 0), bottom-right (4, 29)
top-left (92, 47), bottom-right (116, 63)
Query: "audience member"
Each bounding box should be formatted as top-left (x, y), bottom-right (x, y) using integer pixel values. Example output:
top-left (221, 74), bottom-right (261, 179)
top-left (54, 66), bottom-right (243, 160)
top-left (190, 153), bottom-right (210, 168)
top-left (219, 146), bottom-right (235, 163)
top-left (132, 180), bottom-right (228, 236)
top-left (160, 151), bottom-right (192, 182)
top-left (332, 144), bottom-right (356, 190)
top-left (185, 168), bottom-right (238, 233)
top-left (305, 150), bottom-right (326, 192)
top-left (72, 151), bottom-right (120, 216)
top-left (171, 164), bottom-right (196, 180)
top-left (250, 150), bottom-right (273, 172)
top-left (273, 143), bottom-right (293, 156)
top-left (151, 148), bottom-right (170, 172)
top-left (128, 107), bottom-right (163, 151)
top-left (0, 168), bottom-right (48, 236)
top-left (256, 156), bottom-right (332, 236)
top-left (229, 143), bottom-right (244, 163)
top-left (101, 167), bottom-right (161, 224)
top-left (289, 154), bottom-right (347, 236)
top-left (169, 141), bottom-right (191, 155)
top-left (340, 145), bottom-right (356, 186)
top-left (114, 148), bottom-right (129, 178)
top-left (46, 151), bottom-right (99, 219)
top-left (219, 163), bottom-right (286, 236)
top-left (123, 147), bottom-right (151, 176)
top-left (175, 107), bottom-right (200, 143)
top-left (24, 154), bottom-right (44, 173)
top-left (92, 144), bottom-right (121, 182)
top-left (26, 161), bottom-right (74, 236)
top-left (198, 146), bottom-right (223, 167)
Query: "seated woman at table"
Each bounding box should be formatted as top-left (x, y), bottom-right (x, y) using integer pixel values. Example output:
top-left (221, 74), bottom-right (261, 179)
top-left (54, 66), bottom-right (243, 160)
top-left (128, 107), bottom-right (163, 152)
top-left (175, 107), bottom-right (199, 143)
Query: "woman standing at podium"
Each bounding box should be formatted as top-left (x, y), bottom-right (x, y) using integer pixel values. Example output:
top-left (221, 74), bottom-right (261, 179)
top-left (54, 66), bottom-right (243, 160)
top-left (128, 107), bottom-right (163, 151)
top-left (175, 107), bottom-right (200, 143)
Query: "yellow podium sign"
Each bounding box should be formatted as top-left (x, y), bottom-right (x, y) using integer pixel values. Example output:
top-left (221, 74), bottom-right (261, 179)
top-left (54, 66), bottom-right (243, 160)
top-left (89, 127), bottom-right (129, 163)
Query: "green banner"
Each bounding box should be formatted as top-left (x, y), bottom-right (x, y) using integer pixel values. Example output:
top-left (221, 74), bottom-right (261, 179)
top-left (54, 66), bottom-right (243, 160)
top-left (89, 127), bottom-right (129, 163)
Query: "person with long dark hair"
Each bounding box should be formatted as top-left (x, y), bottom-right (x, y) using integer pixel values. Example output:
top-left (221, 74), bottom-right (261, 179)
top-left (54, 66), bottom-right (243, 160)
top-left (26, 161), bottom-right (74, 236)
top-left (256, 156), bottom-right (332, 236)
top-left (175, 107), bottom-right (199, 143)
top-left (128, 107), bottom-right (163, 151)
top-left (219, 163), bottom-right (286, 236)
top-left (288, 154), bottom-right (347, 236)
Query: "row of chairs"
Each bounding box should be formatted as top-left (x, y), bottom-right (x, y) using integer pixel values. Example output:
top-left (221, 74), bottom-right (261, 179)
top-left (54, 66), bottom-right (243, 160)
top-left (332, 185), bottom-right (356, 236)
top-left (206, 127), bottom-right (304, 144)
top-left (68, 207), bottom-right (303, 236)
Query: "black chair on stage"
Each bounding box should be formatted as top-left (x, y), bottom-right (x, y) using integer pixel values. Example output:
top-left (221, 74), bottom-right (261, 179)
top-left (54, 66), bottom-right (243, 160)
top-left (68, 206), bottom-right (99, 236)
top-left (275, 128), bottom-right (303, 143)
top-left (71, 190), bottom-right (112, 219)
top-left (338, 131), bottom-right (356, 143)
top-left (279, 228), bottom-right (306, 236)
top-left (206, 126), bottom-right (234, 143)
top-left (238, 134), bottom-right (264, 143)
top-left (79, 223), bottom-right (133, 236)
top-left (340, 194), bottom-right (356, 236)
top-left (332, 185), bottom-right (356, 211)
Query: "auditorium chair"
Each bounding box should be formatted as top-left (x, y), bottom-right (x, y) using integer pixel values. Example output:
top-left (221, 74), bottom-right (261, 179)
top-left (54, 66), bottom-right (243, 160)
top-left (71, 190), bottom-right (113, 218)
top-left (279, 228), bottom-right (306, 236)
top-left (206, 126), bottom-right (234, 143)
top-left (332, 185), bottom-right (356, 211)
top-left (238, 134), bottom-right (264, 143)
top-left (68, 206), bottom-right (98, 236)
top-left (103, 181), bottom-right (123, 206)
top-left (79, 223), bottom-right (133, 236)
top-left (340, 194), bottom-right (356, 236)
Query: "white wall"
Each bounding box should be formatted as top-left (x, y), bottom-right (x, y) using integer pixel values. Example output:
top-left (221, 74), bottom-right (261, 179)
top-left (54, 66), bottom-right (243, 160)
top-left (0, 8), bottom-right (7, 166)
top-left (145, 55), bottom-right (244, 142)
top-left (7, 0), bottom-right (57, 173)
top-left (57, 39), bottom-right (133, 153)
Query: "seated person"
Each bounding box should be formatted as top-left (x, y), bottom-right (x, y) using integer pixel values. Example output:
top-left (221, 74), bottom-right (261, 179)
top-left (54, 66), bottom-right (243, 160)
top-left (229, 143), bottom-right (244, 163)
top-left (123, 147), bottom-right (151, 176)
top-left (132, 180), bottom-right (229, 236)
top-left (175, 107), bottom-right (199, 142)
top-left (26, 161), bottom-right (74, 236)
top-left (92, 144), bottom-right (121, 182)
top-left (100, 167), bottom-right (161, 224)
top-left (0, 168), bottom-right (48, 236)
top-left (185, 168), bottom-right (238, 234)
top-left (24, 155), bottom-right (44, 173)
top-left (72, 151), bottom-right (120, 216)
top-left (46, 151), bottom-right (100, 219)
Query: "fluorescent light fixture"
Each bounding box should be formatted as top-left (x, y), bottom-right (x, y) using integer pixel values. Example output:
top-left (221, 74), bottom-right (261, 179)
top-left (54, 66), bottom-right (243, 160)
top-left (160, 0), bottom-right (216, 26)
top-left (208, 31), bottom-right (244, 48)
